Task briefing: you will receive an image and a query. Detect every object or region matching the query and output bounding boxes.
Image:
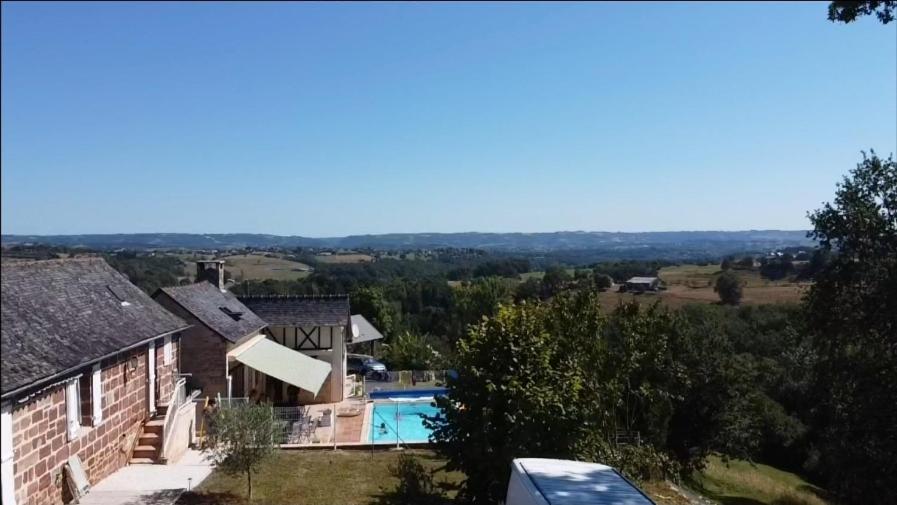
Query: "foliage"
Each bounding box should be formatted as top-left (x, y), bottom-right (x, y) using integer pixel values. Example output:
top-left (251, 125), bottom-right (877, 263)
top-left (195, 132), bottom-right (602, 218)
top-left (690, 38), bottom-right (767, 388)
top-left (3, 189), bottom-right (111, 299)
top-left (351, 286), bottom-right (399, 338)
top-left (381, 331), bottom-right (443, 370)
top-left (828, 0), bottom-right (895, 23)
top-left (380, 453), bottom-right (451, 505)
top-left (448, 277), bottom-right (514, 340)
top-left (593, 272), bottom-right (614, 291)
top-left (203, 404), bottom-right (279, 499)
top-left (540, 265), bottom-right (571, 297)
top-left (104, 252), bottom-right (186, 294)
top-left (471, 258), bottom-right (530, 278)
top-left (428, 292), bottom-right (768, 503)
top-left (804, 152), bottom-right (897, 504)
top-left (714, 271), bottom-right (743, 305)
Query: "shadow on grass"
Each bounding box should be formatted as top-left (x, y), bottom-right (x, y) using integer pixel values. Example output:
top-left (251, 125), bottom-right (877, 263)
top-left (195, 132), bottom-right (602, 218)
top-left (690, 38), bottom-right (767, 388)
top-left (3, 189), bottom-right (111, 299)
top-left (176, 491), bottom-right (246, 505)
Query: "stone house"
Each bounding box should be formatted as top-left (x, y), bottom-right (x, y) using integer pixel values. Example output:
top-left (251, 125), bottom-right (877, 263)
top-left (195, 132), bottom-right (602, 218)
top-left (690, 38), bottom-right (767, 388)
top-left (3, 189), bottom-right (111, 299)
top-left (151, 275), bottom-right (267, 399)
top-left (153, 261), bottom-right (340, 405)
top-left (0, 258), bottom-right (189, 505)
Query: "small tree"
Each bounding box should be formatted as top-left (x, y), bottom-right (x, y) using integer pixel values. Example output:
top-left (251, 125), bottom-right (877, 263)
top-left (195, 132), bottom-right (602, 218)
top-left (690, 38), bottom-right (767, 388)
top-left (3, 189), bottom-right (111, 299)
top-left (593, 272), bottom-right (614, 291)
top-left (714, 271), bottom-right (743, 305)
top-left (204, 403), bottom-right (278, 499)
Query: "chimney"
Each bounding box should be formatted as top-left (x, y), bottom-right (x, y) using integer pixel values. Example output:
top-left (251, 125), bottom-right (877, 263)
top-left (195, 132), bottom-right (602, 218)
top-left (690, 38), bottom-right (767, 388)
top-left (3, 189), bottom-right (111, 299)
top-left (196, 260), bottom-right (226, 290)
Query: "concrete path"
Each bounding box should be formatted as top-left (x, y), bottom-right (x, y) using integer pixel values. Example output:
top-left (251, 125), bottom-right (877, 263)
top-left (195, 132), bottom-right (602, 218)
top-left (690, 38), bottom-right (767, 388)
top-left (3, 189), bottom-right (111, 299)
top-left (79, 450), bottom-right (213, 505)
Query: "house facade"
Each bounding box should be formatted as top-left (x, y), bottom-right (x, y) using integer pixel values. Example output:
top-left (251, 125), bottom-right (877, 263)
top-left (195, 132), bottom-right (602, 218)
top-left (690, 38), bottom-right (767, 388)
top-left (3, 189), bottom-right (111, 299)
top-left (154, 261), bottom-right (341, 405)
top-left (238, 294), bottom-right (351, 404)
top-left (0, 258), bottom-right (189, 505)
top-left (152, 272), bottom-right (268, 399)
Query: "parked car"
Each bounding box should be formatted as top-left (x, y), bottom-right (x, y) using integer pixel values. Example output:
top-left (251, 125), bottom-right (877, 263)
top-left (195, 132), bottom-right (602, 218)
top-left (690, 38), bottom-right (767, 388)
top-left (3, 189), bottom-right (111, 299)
top-left (347, 354), bottom-right (388, 380)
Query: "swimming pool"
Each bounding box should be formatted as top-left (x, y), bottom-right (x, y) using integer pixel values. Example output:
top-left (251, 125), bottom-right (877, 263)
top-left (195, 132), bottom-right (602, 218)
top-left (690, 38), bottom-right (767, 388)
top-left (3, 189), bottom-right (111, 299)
top-left (370, 401), bottom-right (440, 444)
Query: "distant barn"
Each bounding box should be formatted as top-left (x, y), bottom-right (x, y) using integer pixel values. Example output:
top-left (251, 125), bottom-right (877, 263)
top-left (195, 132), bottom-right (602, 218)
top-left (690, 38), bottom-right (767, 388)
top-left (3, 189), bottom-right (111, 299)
top-left (624, 276), bottom-right (660, 292)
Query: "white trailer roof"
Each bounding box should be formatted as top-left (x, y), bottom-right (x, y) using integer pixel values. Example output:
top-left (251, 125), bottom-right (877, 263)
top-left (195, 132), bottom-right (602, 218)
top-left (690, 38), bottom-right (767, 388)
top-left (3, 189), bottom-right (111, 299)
top-left (511, 458), bottom-right (655, 505)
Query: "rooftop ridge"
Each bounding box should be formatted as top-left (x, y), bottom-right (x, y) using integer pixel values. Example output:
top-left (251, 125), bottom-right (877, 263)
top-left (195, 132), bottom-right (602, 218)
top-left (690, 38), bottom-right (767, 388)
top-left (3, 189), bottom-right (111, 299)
top-left (236, 293), bottom-right (349, 299)
top-left (0, 256), bottom-right (103, 267)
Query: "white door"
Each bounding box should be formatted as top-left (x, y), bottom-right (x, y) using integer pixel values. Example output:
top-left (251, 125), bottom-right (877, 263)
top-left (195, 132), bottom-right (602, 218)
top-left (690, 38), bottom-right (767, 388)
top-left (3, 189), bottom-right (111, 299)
top-left (147, 343), bottom-right (156, 415)
top-left (1, 406), bottom-right (17, 505)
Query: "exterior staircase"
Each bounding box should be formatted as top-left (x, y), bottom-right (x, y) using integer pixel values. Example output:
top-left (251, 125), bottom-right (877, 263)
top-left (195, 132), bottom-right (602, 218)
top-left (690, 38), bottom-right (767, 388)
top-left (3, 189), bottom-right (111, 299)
top-left (130, 404), bottom-right (168, 464)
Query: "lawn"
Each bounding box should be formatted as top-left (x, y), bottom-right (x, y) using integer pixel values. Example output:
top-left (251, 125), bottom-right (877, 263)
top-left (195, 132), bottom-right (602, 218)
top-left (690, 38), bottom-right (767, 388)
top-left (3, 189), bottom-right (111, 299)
top-left (222, 254), bottom-right (312, 281)
top-left (689, 455), bottom-right (829, 505)
top-left (180, 450), bottom-right (462, 505)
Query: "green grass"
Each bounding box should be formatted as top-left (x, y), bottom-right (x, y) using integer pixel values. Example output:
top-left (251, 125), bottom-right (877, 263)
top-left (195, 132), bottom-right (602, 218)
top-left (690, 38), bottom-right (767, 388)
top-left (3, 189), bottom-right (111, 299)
top-left (181, 450), bottom-right (463, 505)
top-left (223, 254), bottom-right (312, 281)
top-left (689, 456), bottom-right (829, 505)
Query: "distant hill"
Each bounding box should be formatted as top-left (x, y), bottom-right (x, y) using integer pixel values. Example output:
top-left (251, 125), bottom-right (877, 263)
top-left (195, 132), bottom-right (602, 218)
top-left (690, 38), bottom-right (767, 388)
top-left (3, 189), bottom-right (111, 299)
top-left (1, 230), bottom-right (813, 255)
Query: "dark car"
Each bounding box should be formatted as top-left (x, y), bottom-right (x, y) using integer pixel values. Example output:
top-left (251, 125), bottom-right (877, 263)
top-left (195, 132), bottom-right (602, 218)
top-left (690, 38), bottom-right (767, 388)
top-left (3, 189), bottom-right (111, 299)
top-left (347, 354), bottom-right (388, 380)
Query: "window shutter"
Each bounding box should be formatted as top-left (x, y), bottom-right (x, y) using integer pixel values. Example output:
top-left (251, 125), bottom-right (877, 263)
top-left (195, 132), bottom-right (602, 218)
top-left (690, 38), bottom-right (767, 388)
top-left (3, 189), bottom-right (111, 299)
top-left (163, 335), bottom-right (172, 366)
top-left (91, 365), bottom-right (103, 425)
top-left (66, 380), bottom-right (81, 440)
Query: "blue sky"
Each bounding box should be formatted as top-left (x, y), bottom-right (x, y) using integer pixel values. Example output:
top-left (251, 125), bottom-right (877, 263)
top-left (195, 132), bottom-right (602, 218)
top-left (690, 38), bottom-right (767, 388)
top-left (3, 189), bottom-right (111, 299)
top-left (2, 2), bottom-right (895, 236)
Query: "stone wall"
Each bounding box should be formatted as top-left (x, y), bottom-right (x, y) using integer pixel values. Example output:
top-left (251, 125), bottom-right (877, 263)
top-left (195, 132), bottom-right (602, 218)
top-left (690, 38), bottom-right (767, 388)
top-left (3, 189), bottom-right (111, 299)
top-left (11, 338), bottom-right (179, 505)
top-left (153, 293), bottom-right (228, 398)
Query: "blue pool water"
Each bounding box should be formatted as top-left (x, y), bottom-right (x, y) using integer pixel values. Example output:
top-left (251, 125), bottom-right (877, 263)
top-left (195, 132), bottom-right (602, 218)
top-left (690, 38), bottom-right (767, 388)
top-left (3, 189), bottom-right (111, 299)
top-left (370, 401), bottom-right (440, 444)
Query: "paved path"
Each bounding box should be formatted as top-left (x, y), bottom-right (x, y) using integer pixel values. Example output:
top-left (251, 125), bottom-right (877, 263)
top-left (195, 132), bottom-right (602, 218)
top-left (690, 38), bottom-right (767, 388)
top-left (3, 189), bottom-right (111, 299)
top-left (79, 450), bottom-right (213, 505)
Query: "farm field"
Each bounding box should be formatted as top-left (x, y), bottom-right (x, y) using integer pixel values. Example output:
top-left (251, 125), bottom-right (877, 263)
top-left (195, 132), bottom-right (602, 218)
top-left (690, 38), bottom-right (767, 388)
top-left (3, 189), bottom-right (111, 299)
top-left (222, 254), bottom-right (312, 281)
top-left (315, 253), bottom-right (375, 264)
top-left (522, 264), bottom-right (808, 311)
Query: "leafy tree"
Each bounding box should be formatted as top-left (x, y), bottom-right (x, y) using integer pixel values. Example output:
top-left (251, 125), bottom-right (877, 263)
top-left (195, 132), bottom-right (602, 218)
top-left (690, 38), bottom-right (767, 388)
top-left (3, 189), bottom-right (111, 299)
top-left (720, 256), bottom-right (734, 271)
top-left (350, 286), bottom-right (398, 337)
top-left (513, 277), bottom-right (542, 302)
top-left (540, 266), bottom-right (571, 298)
top-left (828, 0), bottom-right (896, 23)
top-left (381, 331), bottom-right (442, 370)
top-left (593, 272), bottom-right (614, 291)
top-left (805, 151), bottom-right (897, 504)
top-left (714, 271), bottom-right (743, 305)
top-left (428, 292), bottom-right (731, 503)
top-left (449, 277), bottom-right (513, 339)
top-left (203, 403), bottom-right (279, 499)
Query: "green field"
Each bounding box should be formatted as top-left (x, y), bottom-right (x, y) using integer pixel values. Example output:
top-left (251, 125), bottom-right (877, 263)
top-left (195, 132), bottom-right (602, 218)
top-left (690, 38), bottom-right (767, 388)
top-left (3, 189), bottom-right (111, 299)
top-left (315, 253), bottom-right (375, 264)
top-left (222, 254), bottom-right (312, 281)
top-left (690, 455), bottom-right (828, 505)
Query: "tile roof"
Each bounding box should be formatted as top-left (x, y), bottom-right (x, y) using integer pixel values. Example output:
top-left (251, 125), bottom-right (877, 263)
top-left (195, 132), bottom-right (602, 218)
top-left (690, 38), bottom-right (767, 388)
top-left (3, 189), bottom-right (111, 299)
top-left (156, 282), bottom-right (267, 343)
top-left (238, 294), bottom-right (350, 327)
top-left (1, 258), bottom-right (188, 398)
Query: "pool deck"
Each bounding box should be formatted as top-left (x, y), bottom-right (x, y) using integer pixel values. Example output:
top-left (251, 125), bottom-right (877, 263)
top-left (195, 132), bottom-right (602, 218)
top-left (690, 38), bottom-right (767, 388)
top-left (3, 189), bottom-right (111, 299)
top-left (281, 398), bottom-right (437, 449)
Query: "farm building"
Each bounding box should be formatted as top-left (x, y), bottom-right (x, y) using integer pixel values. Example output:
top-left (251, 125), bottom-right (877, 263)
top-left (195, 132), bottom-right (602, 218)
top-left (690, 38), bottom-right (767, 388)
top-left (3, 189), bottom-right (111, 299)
top-left (624, 276), bottom-right (661, 292)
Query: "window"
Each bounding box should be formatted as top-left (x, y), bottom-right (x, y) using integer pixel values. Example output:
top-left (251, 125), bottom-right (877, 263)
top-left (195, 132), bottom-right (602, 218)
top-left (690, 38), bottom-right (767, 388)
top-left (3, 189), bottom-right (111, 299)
top-left (163, 335), bottom-right (172, 366)
top-left (65, 379), bottom-right (81, 440)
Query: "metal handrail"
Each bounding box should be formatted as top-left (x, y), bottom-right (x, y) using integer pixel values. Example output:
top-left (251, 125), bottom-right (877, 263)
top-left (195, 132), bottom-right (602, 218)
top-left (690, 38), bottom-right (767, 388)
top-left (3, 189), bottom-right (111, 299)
top-left (160, 378), bottom-right (186, 460)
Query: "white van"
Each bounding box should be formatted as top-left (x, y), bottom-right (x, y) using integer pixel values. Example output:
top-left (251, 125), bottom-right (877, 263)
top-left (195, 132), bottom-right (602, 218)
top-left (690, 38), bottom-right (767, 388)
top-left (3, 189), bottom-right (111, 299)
top-left (505, 458), bottom-right (656, 505)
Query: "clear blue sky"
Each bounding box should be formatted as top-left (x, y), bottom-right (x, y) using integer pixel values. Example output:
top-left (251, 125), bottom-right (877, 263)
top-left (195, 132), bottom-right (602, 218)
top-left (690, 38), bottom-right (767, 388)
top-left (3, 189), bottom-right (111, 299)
top-left (2, 2), bottom-right (895, 236)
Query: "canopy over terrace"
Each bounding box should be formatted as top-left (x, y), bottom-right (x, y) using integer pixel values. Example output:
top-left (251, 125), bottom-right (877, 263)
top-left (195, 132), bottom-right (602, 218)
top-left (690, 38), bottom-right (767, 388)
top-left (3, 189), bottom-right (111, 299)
top-left (227, 335), bottom-right (331, 398)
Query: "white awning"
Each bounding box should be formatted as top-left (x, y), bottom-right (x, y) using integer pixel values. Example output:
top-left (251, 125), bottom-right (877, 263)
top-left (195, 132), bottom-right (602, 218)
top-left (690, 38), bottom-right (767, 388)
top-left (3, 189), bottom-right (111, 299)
top-left (229, 337), bottom-right (331, 395)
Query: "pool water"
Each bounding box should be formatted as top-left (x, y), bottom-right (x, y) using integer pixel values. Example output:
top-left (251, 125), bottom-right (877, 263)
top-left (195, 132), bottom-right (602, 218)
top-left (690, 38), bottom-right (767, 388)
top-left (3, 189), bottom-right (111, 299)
top-left (370, 401), bottom-right (439, 444)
